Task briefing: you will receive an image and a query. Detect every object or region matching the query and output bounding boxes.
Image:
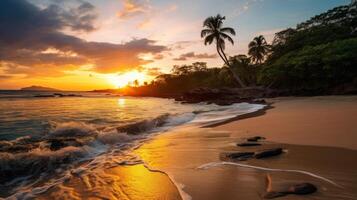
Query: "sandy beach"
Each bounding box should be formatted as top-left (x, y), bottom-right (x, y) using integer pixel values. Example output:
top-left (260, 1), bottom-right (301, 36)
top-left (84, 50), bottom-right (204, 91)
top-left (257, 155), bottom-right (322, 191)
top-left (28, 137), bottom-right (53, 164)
top-left (37, 96), bottom-right (357, 200)
top-left (134, 96), bottom-right (357, 200)
top-left (214, 96), bottom-right (357, 150)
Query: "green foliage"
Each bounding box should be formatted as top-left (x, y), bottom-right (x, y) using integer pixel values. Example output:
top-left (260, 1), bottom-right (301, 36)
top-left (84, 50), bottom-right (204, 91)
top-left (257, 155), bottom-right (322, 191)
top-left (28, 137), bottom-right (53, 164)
top-left (261, 3), bottom-right (357, 94)
top-left (123, 62), bottom-right (236, 96)
top-left (248, 35), bottom-right (271, 64)
top-left (260, 38), bottom-right (357, 92)
top-left (228, 55), bottom-right (260, 86)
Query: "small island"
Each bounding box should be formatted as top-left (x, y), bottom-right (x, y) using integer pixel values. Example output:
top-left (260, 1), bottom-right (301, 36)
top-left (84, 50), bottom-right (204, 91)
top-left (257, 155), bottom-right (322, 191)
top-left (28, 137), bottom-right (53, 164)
top-left (20, 85), bottom-right (61, 92)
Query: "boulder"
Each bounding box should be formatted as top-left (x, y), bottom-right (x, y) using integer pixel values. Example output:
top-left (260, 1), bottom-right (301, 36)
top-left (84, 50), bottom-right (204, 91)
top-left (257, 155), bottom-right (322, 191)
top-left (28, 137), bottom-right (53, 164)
top-left (247, 136), bottom-right (265, 142)
top-left (226, 152), bottom-right (255, 161)
top-left (263, 183), bottom-right (317, 199)
top-left (254, 148), bottom-right (283, 159)
top-left (237, 142), bottom-right (262, 147)
top-left (288, 183), bottom-right (317, 195)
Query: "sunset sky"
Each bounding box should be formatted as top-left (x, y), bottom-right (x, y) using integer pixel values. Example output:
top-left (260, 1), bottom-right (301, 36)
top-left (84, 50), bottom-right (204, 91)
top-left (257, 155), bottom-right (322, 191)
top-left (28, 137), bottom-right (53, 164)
top-left (0, 0), bottom-right (349, 90)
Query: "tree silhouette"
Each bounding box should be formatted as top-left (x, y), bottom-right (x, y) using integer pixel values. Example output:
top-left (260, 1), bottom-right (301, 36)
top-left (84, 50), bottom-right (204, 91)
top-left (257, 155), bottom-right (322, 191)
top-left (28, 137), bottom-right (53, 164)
top-left (248, 35), bottom-right (271, 64)
top-left (201, 14), bottom-right (246, 87)
top-left (133, 79), bottom-right (139, 87)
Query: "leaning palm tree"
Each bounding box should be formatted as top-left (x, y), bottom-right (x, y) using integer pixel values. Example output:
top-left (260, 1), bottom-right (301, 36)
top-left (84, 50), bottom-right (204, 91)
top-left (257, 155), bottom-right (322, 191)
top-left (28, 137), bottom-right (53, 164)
top-left (201, 14), bottom-right (246, 88)
top-left (248, 35), bottom-right (270, 64)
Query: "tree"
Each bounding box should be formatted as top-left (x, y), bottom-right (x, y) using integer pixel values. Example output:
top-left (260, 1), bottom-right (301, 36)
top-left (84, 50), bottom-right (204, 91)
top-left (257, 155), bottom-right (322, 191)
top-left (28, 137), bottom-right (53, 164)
top-left (201, 14), bottom-right (246, 87)
top-left (228, 55), bottom-right (259, 86)
top-left (248, 35), bottom-right (271, 64)
top-left (133, 79), bottom-right (139, 87)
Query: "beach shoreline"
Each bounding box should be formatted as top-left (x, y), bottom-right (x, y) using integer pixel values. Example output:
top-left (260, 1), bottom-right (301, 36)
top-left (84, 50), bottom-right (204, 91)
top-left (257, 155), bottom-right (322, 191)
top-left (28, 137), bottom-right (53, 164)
top-left (134, 95), bottom-right (357, 200)
top-left (212, 95), bottom-right (357, 150)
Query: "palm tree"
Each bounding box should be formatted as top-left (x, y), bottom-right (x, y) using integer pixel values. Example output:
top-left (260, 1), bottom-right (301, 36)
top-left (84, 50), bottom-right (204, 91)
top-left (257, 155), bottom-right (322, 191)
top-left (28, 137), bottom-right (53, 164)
top-left (201, 14), bottom-right (246, 87)
top-left (248, 35), bottom-right (270, 64)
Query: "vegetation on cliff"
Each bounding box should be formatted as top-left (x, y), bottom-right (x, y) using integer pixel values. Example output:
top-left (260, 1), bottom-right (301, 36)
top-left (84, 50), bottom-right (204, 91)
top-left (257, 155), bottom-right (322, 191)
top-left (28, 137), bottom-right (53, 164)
top-left (118, 1), bottom-right (357, 97)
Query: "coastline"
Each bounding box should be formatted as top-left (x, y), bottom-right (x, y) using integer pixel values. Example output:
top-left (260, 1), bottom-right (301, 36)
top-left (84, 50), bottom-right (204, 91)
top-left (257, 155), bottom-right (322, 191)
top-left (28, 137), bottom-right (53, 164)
top-left (134, 95), bottom-right (357, 200)
top-left (213, 95), bottom-right (357, 150)
top-left (27, 95), bottom-right (357, 200)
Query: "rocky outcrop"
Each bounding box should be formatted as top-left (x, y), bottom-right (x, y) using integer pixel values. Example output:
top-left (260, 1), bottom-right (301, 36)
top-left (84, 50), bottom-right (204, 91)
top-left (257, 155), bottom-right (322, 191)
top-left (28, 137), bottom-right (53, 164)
top-left (175, 87), bottom-right (274, 105)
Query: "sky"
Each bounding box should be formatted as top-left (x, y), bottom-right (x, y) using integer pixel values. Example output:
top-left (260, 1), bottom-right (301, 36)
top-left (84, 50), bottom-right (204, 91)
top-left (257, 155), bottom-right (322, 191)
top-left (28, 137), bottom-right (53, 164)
top-left (0, 0), bottom-right (350, 90)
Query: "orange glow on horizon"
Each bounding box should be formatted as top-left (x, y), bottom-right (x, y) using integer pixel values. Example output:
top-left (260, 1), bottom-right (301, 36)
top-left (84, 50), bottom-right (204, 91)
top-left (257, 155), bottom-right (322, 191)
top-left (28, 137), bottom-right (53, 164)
top-left (107, 71), bottom-right (148, 88)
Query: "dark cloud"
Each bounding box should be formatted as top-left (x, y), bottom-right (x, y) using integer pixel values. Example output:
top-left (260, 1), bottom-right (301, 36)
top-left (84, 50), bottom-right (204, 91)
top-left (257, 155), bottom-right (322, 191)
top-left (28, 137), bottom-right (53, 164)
top-left (173, 52), bottom-right (217, 61)
top-left (0, 0), bottom-right (166, 76)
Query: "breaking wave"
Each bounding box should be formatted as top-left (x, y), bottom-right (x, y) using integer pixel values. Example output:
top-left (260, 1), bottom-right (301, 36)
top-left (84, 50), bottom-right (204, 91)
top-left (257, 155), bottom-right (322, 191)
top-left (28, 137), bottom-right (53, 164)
top-left (0, 102), bottom-right (265, 198)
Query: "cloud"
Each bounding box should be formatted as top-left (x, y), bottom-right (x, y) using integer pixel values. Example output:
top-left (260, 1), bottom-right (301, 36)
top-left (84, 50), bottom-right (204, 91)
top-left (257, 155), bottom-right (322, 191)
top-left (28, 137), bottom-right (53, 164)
top-left (117, 0), bottom-right (178, 30)
top-left (0, 0), bottom-right (167, 76)
top-left (0, 75), bottom-right (12, 79)
top-left (173, 52), bottom-right (217, 61)
top-left (145, 67), bottom-right (163, 77)
top-left (153, 54), bottom-right (164, 60)
top-left (117, 0), bottom-right (150, 19)
top-left (169, 40), bottom-right (201, 50)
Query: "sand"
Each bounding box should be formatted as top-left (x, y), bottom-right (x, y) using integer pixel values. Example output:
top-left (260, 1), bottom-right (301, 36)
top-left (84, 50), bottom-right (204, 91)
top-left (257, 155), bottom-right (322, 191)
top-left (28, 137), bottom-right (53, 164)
top-left (213, 96), bottom-right (357, 150)
top-left (134, 96), bottom-right (357, 200)
top-left (39, 96), bottom-right (357, 199)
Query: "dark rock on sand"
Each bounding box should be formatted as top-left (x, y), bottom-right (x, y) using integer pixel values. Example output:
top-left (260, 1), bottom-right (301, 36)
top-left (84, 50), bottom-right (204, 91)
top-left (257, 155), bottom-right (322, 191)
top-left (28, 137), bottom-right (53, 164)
top-left (254, 148), bottom-right (283, 159)
top-left (247, 136), bottom-right (265, 142)
top-left (178, 87), bottom-right (270, 105)
top-left (263, 191), bottom-right (287, 199)
top-left (226, 152), bottom-right (255, 161)
top-left (288, 183), bottom-right (317, 195)
top-left (237, 142), bottom-right (262, 147)
top-left (263, 183), bottom-right (317, 199)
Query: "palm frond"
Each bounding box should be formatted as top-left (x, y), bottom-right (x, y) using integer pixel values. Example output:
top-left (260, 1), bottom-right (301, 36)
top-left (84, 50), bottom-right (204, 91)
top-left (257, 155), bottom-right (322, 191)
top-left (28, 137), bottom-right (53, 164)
top-left (204, 34), bottom-right (215, 45)
top-left (201, 29), bottom-right (214, 38)
top-left (221, 27), bottom-right (236, 35)
top-left (220, 32), bottom-right (234, 45)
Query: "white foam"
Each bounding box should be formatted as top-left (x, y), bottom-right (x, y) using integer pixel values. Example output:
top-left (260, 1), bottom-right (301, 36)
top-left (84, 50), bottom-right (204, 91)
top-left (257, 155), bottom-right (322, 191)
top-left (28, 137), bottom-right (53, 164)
top-left (142, 163), bottom-right (192, 200)
top-left (198, 161), bottom-right (342, 188)
top-left (191, 103), bottom-right (265, 124)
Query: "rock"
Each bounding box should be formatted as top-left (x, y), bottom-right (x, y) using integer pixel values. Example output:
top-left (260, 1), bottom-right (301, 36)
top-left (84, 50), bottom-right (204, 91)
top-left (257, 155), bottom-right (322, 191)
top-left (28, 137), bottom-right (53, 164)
top-left (251, 99), bottom-right (267, 104)
top-left (254, 148), bottom-right (283, 159)
top-left (177, 87), bottom-right (270, 105)
top-left (226, 152), bottom-right (255, 161)
top-left (288, 183), bottom-right (317, 195)
top-left (247, 136), bottom-right (265, 142)
top-left (33, 94), bottom-right (55, 97)
top-left (237, 142), bottom-right (262, 147)
top-left (263, 191), bottom-right (287, 199)
top-left (263, 183), bottom-right (317, 199)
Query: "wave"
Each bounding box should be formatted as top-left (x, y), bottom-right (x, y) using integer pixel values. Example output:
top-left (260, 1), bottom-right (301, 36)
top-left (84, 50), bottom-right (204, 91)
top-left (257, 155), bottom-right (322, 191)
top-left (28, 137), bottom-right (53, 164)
top-left (0, 102), bottom-right (266, 198)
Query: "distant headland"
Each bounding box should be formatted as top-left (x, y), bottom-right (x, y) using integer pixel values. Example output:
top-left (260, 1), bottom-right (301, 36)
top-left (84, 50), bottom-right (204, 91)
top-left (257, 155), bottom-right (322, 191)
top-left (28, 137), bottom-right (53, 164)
top-left (20, 86), bottom-right (61, 91)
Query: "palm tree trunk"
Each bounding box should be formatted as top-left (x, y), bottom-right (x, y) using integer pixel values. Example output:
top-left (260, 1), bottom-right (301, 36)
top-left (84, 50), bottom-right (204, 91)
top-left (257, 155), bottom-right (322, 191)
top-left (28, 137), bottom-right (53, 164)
top-left (217, 45), bottom-right (246, 88)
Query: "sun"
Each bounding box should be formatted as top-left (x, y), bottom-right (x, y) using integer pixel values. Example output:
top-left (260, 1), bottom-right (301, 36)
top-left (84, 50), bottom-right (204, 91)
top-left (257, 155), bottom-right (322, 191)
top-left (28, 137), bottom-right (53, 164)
top-left (107, 71), bottom-right (147, 88)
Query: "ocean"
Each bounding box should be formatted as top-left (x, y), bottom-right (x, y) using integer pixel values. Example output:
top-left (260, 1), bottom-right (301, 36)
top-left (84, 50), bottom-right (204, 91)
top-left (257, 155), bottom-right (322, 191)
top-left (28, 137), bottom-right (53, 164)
top-left (0, 90), bottom-right (264, 199)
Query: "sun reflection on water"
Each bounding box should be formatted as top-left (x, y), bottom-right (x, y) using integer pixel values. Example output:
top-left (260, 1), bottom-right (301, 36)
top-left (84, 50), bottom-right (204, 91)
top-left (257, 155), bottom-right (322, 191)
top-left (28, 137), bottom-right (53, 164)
top-left (118, 98), bottom-right (126, 107)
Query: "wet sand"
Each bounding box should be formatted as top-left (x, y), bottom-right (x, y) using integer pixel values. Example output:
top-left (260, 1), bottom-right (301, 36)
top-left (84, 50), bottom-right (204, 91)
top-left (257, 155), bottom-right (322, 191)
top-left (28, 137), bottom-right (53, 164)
top-left (39, 96), bottom-right (357, 199)
top-left (135, 96), bottom-right (357, 200)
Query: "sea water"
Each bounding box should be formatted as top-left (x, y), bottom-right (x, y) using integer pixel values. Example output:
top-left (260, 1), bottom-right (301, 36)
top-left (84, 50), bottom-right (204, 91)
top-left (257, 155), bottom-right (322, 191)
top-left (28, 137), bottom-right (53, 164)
top-left (0, 90), bottom-right (264, 198)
